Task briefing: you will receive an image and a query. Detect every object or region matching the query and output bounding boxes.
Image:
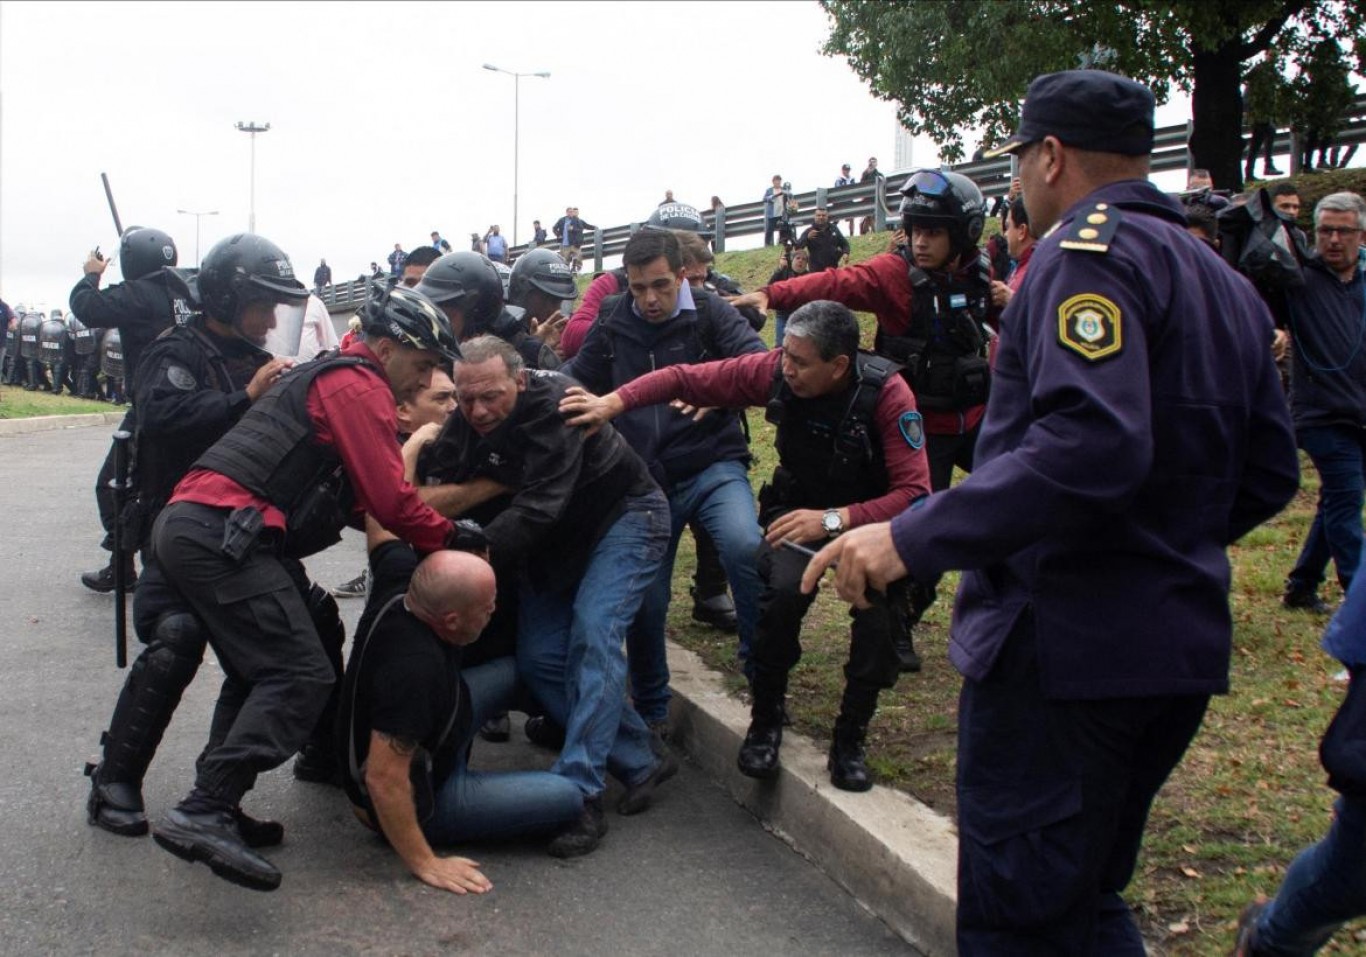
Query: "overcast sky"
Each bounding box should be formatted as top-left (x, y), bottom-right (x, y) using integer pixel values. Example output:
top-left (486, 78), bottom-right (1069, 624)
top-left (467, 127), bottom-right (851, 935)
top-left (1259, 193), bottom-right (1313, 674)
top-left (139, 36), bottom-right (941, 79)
top-left (2, 0), bottom-right (1210, 312)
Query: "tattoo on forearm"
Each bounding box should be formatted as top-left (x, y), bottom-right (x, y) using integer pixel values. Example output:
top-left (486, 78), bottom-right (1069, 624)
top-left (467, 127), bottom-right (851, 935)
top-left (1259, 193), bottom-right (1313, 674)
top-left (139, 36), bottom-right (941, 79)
top-left (377, 731), bottom-right (418, 756)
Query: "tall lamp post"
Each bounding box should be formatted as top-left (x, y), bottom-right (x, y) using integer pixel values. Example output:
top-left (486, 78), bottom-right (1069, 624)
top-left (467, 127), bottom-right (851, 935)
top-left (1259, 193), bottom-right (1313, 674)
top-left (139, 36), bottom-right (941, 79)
top-left (176, 208), bottom-right (219, 266)
top-left (234, 121), bottom-right (271, 233)
top-left (482, 64), bottom-right (550, 247)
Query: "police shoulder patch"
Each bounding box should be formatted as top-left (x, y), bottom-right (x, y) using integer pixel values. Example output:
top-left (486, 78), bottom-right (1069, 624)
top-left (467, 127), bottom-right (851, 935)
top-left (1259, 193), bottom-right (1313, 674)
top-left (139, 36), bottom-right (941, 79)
top-left (1057, 294), bottom-right (1122, 361)
top-left (1058, 203), bottom-right (1122, 253)
top-left (166, 364), bottom-right (197, 391)
top-left (898, 410), bottom-right (925, 450)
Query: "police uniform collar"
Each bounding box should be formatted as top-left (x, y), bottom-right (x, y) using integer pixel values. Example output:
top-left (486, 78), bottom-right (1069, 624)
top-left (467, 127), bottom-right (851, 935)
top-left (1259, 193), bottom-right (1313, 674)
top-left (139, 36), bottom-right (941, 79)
top-left (1059, 180), bottom-right (1185, 232)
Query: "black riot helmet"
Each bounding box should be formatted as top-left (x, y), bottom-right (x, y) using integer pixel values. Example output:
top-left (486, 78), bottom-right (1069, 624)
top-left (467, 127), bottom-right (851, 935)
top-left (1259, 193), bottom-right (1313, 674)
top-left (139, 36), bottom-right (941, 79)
top-left (357, 282), bottom-right (460, 362)
top-left (899, 169), bottom-right (987, 257)
top-left (413, 251), bottom-right (504, 334)
top-left (507, 249), bottom-right (577, 307)
top-left (119, 226), bottom-right (179, 281)
top-left (198, 233), bottom-right (308, 323)
top-left (646, 202), bottom-right (712, 238)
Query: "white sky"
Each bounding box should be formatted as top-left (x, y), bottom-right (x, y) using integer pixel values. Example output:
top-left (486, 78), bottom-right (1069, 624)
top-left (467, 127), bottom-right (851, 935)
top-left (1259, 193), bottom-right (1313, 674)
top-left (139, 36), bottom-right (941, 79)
top-left (1, 0), bottom-right (1206, 313)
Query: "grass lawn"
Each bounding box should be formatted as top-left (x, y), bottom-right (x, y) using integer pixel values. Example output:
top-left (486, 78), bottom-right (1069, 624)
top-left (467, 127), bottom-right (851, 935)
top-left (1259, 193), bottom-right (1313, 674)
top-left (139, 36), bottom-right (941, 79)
top-left (0, 383), bottom-right (114, 419)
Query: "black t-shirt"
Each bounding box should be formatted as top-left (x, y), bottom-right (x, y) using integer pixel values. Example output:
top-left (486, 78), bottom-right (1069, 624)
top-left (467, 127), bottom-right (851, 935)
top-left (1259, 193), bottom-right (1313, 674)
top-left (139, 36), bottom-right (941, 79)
top-left (336, 541), bottom-right (470, 815)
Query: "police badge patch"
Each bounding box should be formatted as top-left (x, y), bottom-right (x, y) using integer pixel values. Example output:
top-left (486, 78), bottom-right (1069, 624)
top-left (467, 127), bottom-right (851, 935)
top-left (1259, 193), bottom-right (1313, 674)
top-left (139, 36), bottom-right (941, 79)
top-left (166, 364), bottom-right (197, 391)
top-left (1057, 293), bottom-right (1122, 361)
top-left (898, 411), bottom-right (925, 449)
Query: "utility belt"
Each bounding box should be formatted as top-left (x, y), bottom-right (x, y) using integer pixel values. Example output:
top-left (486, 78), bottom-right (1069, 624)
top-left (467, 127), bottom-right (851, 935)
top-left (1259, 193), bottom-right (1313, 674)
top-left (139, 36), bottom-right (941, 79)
top-left (878, 335), bottom-right (989, 411)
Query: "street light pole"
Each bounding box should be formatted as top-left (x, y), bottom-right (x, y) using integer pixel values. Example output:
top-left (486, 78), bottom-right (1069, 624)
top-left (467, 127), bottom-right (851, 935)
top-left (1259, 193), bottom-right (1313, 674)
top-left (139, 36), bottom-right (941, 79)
top-left (176, 208), bottom-right (220, 266)
top-left (483, 64), bottom-right (550, 247)
top-left (234, 121), bottom-right (271, 233)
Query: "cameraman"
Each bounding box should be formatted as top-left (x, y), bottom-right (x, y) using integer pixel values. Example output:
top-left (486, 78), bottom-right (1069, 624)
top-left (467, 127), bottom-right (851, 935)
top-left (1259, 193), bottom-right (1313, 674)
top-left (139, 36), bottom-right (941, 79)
top-left (768, 248), bottom-right (810, 343)
top-left (763, 175), bottom-right (787, 247)
top-left (794, 207), bottom-right (850, 272)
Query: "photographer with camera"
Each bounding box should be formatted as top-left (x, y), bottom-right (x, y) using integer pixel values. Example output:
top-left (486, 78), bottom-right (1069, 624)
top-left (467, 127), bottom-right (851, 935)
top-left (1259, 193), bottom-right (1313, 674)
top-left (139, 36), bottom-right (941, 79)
top-left (794, 207), bottom-right (850, 273)
top-left (763, 175), bottom-right (788, 248)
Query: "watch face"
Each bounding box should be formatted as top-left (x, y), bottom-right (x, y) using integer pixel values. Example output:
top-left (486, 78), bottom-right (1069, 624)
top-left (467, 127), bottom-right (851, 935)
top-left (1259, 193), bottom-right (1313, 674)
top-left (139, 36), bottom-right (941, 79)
top-left (823, 512), bottom-right (840, 533)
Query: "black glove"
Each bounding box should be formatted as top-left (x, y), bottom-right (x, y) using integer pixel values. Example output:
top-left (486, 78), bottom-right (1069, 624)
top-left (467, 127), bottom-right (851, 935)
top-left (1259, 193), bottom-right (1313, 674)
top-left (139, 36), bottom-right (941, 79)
top-left (446, 519), bottom-right (488, 554)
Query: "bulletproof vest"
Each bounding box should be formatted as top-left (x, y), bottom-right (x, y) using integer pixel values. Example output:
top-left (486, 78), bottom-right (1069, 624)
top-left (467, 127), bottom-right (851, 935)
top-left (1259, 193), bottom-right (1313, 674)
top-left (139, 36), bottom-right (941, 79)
top-left (193, 353), bottom-right (369, 557)
top-left (876, 250), bottom-right (992, 411)
top-left (764, 352), bottom-right (893, 513)
top-left (68, 316), bottom-right (98, 356)
top-left (100, 328), bottom-right (125, 379)
top-left (39, 318), bottom-right (68, 368)
top-left (19, 313), bottom-right (42, 359)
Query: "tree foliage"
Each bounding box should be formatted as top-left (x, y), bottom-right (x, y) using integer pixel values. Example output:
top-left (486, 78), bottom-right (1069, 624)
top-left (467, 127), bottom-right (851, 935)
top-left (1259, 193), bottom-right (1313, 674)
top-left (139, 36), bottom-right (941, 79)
top-left (820, 0), bottom-right (1363, 173)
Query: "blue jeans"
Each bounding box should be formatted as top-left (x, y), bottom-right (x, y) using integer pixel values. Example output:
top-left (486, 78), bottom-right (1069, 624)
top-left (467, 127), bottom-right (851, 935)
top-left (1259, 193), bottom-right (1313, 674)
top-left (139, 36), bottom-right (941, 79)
top-left (517, 492), bottom-right (669, 798)
top-left (629, 460), bottom-right (763, 723)
top-left (1289, 426), bottom-right (1366, 594)
top-left (1254, 796), bottom-right (1366, 955)
top-left (423, 657), bottom-right (583, 845)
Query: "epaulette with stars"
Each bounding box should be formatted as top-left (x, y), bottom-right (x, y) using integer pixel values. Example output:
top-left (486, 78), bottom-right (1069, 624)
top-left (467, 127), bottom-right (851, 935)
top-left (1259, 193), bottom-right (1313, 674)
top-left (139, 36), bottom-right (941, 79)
top-left (1058, 203), bottom-right (1123, 253)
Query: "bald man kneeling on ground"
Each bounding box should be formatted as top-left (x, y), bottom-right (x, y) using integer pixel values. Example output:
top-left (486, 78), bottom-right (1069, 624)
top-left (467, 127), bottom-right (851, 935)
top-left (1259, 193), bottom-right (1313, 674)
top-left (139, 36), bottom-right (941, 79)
top-left (337, 533), bottom-right (582, 894)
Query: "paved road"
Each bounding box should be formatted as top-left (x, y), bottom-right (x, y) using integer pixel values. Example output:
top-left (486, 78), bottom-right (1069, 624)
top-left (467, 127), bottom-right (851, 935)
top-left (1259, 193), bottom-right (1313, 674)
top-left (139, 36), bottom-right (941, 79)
top-left (0, 419), bottom-right (916, 956)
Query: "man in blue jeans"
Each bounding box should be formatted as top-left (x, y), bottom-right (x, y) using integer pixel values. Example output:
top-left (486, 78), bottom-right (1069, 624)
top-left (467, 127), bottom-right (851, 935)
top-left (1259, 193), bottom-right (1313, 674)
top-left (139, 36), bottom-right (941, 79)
top-left (418, 335), bottom-right (676, 858)
top-left (562, 228), bottom-right (766, 735)
top-left (1234, 571), bottom-right (1366, 955)
top-left (1283, 192), bottom-right (1366, 613)
top-left (339, 538), bottom-right (583, 894)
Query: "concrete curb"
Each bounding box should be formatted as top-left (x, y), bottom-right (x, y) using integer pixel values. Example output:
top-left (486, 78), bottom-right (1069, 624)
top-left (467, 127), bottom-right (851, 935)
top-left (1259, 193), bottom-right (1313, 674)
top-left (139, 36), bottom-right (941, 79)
top-left (0, 410), bottom-right (127, 436)
top-left (665, 641), bottom-right (957, 955)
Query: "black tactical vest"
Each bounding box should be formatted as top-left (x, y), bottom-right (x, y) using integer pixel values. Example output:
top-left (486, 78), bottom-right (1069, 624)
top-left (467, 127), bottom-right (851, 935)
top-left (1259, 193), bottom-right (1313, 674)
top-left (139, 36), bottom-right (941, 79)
top-left (761, 352), bottom-right (893, 519)
top-left (194, 353), bottom-right (369, 557)
top-left (875, 250), bottom-right (992, 411)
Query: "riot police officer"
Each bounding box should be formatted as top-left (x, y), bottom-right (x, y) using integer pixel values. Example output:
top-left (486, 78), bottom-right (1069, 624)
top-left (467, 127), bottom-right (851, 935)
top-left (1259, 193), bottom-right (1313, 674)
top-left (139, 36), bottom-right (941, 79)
top-left (19, 310), bottom-right (44, 391)
top-left (731, 169), bottom-right (999, 672)
top-left (561, 300), bottom-right (931, 790)
top-left (415, 250), bottom-right (560, 370)
top-left (99, 328), bottom-right (126, 404)
top-left (84, 234), bottom-right (295, 841)
top-left (66, 311), bottom-right (100, 398)
top-left (39, 308), bottom-right (73, 395)
top-left (72, 226), bottom-right (189, 592)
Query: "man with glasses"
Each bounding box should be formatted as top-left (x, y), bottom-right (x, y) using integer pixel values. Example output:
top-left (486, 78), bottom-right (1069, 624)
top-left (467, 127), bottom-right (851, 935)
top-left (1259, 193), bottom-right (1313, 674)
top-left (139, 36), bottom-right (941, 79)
top-left (800, 70), bottom-right (1298, 953)
top-left (1282, 192), bottom-right (1366, 613)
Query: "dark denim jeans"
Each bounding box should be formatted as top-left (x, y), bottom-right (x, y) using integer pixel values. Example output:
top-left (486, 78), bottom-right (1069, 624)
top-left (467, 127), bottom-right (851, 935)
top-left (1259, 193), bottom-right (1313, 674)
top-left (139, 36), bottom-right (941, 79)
top-left (1288, 425), bottom-right (1366, 594)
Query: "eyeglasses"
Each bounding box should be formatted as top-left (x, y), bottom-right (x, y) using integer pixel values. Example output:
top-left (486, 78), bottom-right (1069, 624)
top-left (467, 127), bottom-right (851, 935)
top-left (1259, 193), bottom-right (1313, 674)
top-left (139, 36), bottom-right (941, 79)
top-left (1317, 226), bottom-right (1363, 239)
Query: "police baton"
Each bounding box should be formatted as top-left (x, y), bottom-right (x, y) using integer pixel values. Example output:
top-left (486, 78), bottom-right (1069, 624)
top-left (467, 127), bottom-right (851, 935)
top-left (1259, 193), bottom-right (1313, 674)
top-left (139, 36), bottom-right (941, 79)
top-left (101, 172), bottom-right (124, 237)
top-left (111, 429), bottom-right (132, 668)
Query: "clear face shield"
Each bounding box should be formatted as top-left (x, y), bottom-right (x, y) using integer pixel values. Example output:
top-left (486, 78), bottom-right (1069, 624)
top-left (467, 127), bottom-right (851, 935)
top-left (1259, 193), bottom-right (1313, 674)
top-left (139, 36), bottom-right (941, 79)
top-left (248, 297), bottom-right (308, 358)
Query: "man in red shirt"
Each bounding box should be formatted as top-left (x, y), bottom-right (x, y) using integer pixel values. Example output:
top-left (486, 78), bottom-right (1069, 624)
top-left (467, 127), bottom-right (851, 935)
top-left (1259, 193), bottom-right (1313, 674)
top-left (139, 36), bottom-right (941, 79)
top-left (148, 269), bottom-right (465, 893)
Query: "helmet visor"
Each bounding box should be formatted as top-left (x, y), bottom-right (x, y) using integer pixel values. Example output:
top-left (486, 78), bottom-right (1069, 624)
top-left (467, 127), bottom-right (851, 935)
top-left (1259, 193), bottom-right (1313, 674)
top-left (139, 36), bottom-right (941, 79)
top-left (904, 169), bottom-right (954, 197)
top-left (253, 300), bottom-right (307, 358)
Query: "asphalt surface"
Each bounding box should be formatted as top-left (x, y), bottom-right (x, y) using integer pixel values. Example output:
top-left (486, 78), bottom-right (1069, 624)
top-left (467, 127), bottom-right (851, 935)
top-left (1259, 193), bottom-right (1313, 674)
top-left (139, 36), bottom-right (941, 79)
top-left (0, 416), bottom-right (917, 956)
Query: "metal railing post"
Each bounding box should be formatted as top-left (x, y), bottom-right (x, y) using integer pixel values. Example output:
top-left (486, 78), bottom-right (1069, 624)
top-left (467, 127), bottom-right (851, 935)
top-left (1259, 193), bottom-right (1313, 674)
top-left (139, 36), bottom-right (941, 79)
top-left (713, 206), bottom-right (726, 252)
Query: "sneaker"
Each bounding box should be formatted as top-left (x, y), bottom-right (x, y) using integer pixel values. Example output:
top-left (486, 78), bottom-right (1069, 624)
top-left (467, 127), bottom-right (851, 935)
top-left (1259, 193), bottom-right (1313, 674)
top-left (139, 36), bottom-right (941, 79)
top-left (1231, 899), bottom-right (1268, 956)
top-left (153, 806), bottom-right (282, 892)
top-left (618, 749), bottom-right (679, 816)
top-left (478, 712), bottom-right (511, 743)
top-left (1283, 588), bottom-right (1330, 614)
top-left (547, 796), bottom-right (606, 858)
top-left (331, 570), bottom-right (369, 600)
top-left (524, 715), bottom-right (566, 751)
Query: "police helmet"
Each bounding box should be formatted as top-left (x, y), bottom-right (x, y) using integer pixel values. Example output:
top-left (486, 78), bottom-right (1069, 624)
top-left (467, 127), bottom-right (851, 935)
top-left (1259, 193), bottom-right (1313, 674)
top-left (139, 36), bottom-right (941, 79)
top-left (507, 249), bottom-right (577, 307)
top-left (646, 202), bottom-right (712, 237)
top-left (356, 282), bottom-right (459, 361)
top-left (413, 251), bottom-right (504, 331)
top-left (198, 233), bottom-right (308, 322)
top-left (899, 169), bottom-right (987, 255)
top-left (119, 226), bottom-right (179, 281)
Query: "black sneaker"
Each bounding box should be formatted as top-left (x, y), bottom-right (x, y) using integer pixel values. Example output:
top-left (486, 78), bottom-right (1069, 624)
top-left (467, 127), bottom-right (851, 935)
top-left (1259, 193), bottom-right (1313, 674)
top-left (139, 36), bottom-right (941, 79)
top-left (524, 715), bottom-right (566, 751)
top-left (618, 749), bottom-right (679, 815)
top-left (479, 712), bottom-right (511, 743)
top-left (153, 807), bottom-right (282, 892)
top-left (331, 570), bottom-right (369, 600)
top-left (1231, 899), bottom-right (1268, 956)
top-left (1284, 588), bottom-right (1330, 614)
top-left (547, 797), bottom-right (606, 858)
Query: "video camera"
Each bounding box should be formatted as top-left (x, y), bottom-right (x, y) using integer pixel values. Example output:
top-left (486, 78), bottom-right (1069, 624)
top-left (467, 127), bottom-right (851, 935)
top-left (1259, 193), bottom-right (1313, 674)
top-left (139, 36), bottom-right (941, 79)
top-left (777, 181), bottom-right (797, 250)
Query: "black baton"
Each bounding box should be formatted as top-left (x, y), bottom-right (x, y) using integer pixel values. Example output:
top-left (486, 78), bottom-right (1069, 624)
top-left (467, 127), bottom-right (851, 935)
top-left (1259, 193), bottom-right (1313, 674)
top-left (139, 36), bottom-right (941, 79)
top-left (111, 430), bottom-right (132, 668)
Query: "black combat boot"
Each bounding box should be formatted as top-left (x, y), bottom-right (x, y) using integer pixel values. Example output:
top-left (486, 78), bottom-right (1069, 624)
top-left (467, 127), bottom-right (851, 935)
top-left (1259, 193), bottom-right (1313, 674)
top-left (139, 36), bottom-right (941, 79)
top-left (828, 684), bottom-right (879, 792)
top-left (80, 554), bottom-right (137, 594)
top-left (690, 524), bottom-right (738, 632)
top-left (737, 672), bottom-right (787, 779)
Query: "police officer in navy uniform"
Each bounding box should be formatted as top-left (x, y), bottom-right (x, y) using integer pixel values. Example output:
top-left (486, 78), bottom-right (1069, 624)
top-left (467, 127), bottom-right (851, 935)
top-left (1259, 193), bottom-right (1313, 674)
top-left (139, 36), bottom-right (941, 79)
top-left (147, 268), bottom-right (464, 892)
top-left (84, 235), bottom-right (297, 841)
top-left (801, 70), bottom-right (1300, 953)
top-left (561, 300), bottom-right (931, 790)
top-left (71, 227), bottom-right (190, 592)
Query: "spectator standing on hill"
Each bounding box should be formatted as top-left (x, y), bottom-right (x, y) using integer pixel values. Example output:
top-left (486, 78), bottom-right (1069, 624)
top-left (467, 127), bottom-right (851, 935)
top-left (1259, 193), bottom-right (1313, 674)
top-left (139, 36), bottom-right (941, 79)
top-left (552, 207), bottom-right (595, 276)
top-left (484, 226), bottom-right (507, 264)
top-left (769, 248), bottom-right (810, 344)
top-left (313, 259), bottom-right (332, 294)
top-left (1281, 192), bottom-right (1366, 613)
top-left (1244, 55), bottom-right (1287, 180)
top-left (431, 231), bottom-right (453, 254)
top-left (388, 243), bottom-right (406, 278)
top-left (794, 207), bottom-right (850, 272)
top-left (763, 175), bottom-right (787, 247)
top-left (531, 220), bottom-right (547, 248)
top-left (801, 69), bottom-right (1298, 953)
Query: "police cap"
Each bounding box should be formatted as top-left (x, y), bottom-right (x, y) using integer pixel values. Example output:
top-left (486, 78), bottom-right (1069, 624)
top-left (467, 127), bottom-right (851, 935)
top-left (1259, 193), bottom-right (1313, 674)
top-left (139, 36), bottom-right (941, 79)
top-left (985, 70), bottom-right (1155, 158)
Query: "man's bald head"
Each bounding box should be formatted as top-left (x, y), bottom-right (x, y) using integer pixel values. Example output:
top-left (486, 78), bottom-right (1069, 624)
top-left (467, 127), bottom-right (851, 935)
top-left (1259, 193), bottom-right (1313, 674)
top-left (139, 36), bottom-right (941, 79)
top-left (407, 550), bottom-right (497, 646)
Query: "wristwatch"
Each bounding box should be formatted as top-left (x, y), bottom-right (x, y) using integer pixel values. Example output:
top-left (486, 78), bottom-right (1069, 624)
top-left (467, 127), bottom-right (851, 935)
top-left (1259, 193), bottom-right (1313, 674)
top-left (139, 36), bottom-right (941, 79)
top-left (821, 509), bottom-right (844, 538)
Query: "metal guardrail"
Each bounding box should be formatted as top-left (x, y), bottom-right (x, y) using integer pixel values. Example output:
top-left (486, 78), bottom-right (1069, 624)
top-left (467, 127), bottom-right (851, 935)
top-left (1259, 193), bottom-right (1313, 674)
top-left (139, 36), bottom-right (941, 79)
top-left (317, 94), bottom-right (1366, 312)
